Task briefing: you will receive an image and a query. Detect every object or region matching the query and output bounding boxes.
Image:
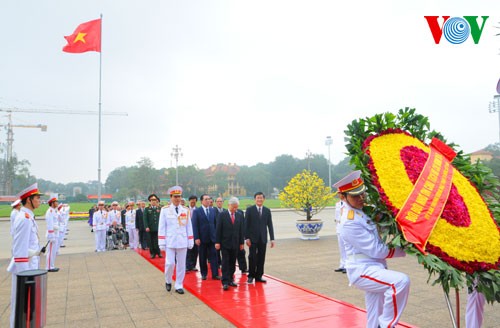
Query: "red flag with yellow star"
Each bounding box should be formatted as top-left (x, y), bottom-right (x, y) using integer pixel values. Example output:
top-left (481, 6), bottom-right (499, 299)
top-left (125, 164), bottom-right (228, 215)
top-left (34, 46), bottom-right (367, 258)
top-left (63, 19), bottom-right (101, 53)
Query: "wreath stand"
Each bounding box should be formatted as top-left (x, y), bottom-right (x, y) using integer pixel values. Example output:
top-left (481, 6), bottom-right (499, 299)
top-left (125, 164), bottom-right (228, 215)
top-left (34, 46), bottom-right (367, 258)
top-left (443, 288), bottom-right (461, 328)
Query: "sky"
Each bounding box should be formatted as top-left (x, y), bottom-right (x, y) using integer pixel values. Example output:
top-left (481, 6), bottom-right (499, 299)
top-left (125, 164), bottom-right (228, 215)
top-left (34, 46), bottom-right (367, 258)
top-left (1, 1), bottom-right (500, 185)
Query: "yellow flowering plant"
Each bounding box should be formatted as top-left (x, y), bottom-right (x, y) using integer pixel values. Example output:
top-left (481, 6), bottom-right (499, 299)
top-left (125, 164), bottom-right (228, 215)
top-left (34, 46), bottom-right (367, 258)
top-left (345, 107), bottom-right (500, 303)
top-left (279, 170), bottom-right (334, 220)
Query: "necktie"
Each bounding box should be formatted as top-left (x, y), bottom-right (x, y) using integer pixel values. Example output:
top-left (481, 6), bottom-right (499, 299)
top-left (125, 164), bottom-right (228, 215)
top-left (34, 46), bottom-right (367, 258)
top-left (258, 207), bottom-right (262, 218)
top-left (175, 207), bottom-right (178, 214)
top-left (206, 208), bottom-right (210, 219)
top-left (231, 212), bottom-right (235, 224)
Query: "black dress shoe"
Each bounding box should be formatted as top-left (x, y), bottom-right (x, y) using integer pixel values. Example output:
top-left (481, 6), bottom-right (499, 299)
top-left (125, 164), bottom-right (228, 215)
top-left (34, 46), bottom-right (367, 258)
top-left (255, 278), bottom-right (267, 283)
top-left (175, 288), bottom-right (184, 294)
top-left (247, 277), bottom-right (254, 284)
top-left (165, 283), bottom-right (172, 291)
top-left (342, 269), bottom-right (347, 274)
top-left (241, 270), bottom-right (248, 274)
top-left (212, 275), bottom-right (221, 280)
top-left (223, 284), bottom-right (229, 291)
top-left (229, 282), bottom-right (238, 287)
top-left (334, 267), bottom-right (344, 272)
top-left (158, 254), bottom-right (163, 258)
top-left (151, 254), bottom-right (156, 259)
top-left (48, 268), bottom-right (60, 272)
top-left (201, 275), bottom-right (207, 280)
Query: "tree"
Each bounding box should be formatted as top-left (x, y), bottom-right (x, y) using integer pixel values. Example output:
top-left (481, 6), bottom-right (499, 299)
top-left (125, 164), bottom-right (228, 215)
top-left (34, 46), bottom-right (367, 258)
top-left (278, 170), bottom-right (334, 220)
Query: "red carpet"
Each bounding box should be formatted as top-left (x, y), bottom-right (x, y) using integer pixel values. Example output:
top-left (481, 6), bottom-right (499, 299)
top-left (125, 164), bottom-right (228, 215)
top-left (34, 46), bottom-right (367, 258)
top-left (136, 249), bottom-right (416, 327)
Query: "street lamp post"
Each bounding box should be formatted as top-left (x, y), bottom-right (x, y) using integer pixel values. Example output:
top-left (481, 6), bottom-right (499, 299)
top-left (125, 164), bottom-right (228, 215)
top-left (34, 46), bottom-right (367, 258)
top-left (325, 136), bottom-right (333, 189)
top-left (170, 145), bottom-right (183, 185)
top-left (489, 95), bottom-right (500, 143)
top-left (305, 149), bottom-right (312, 171)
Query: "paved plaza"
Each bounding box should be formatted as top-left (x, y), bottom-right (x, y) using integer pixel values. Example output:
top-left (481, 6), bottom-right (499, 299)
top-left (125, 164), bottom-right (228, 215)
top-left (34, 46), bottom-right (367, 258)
top-left (0, 209), bottom-right (498, 327)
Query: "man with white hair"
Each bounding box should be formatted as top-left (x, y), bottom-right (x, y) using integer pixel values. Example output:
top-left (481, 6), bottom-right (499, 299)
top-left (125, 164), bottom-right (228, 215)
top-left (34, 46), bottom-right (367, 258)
top-left (215, 197), bottom-right (245, 291)
top-left (92, 201), bottom-right (108, 252)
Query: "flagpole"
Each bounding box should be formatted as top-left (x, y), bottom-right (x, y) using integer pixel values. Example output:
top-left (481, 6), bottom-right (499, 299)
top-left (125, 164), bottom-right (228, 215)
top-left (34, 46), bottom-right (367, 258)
top-left (97, 13), bottom-right (103, 202)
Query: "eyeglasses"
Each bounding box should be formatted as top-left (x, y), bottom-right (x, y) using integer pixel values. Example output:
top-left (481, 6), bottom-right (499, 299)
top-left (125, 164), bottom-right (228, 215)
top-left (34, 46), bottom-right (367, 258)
top-left (172, 195), bottom-right (181, 198)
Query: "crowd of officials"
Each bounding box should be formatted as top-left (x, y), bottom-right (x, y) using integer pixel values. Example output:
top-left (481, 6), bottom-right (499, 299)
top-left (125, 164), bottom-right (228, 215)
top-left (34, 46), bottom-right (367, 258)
top-left (87, 186), bottom-right (275, 293)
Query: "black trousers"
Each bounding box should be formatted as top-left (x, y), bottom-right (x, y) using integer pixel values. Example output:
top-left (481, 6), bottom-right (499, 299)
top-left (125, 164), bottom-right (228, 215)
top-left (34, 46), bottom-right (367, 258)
top-left (237, 248), bottom-right (247, 271)
top-left (148, 231), bottom-right (161, 256)
top-left (221, 247), bottom-right (237, 285)
top-left (138, 230), bottom-right (148, 249)
top-left (248, 241), bottom-right (267, 279)
top-left (199, 242), bottom-right (219, 277)
top-left (186, 244), bottom-right (198, 270)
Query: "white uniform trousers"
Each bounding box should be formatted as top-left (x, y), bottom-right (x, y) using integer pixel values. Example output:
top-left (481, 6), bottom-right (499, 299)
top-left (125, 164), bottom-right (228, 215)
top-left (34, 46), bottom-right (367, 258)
top-left (127, 227), bottom-right (138, 250)
top-left (95, 230), bottom-right (106, 252)
top-left (58, 225), bottom-right (66, 248)
top-left (165, 247), bottom-right (187, 290)
top-left (466, 289), bottom-right (486, 328)
top-left (349, 265), bottom-right (410, 328)
top-left (45, 238), bottom-right (58, 270)
top-left (10, 257), bottom-right (39, 328)
top-left (337, 233), bottom-right (346, 268)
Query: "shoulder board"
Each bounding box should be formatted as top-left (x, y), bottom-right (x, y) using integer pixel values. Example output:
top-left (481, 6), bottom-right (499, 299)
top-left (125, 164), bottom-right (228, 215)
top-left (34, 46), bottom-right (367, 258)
top-left (25, 213), bottom-right (30, 219)
top-left (347, 210), bottom-right (355, 220)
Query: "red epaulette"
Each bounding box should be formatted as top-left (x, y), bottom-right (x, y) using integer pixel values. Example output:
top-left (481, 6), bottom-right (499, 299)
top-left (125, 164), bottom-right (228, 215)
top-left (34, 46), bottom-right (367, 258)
top-left (25, 213), bottom-right (30, 219)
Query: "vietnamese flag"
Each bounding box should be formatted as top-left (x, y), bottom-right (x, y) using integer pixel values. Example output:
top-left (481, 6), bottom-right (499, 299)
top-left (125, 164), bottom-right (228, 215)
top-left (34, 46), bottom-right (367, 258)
top-left (63, 19), bottom-right (101, 53)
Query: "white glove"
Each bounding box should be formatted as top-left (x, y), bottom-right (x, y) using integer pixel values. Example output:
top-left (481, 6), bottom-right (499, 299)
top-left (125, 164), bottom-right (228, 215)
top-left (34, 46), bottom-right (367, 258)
top-left (159, 245), bottom-right (166, 251)
top-left (188, 239), bottom-right (194, 249)
top-left (28, 249), bottom-right (38, 258)
top-left (54, 224), bottom-right (60, 231)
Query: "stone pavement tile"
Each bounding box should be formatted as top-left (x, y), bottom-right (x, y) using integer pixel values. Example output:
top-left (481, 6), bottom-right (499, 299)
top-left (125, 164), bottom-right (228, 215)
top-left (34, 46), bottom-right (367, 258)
top-left (45, 324), bottom-right (65, 328)
top-left (120, 288), bottom-right (149, 301)
top-left (134, 317), bottom-right (172, 327)
top-left (129, 309), bottom-right (165, 321)
top-left (66, 318), bottom-right (100, 327)
top-left (65, 309), bottom-right (97, 322)
top-left (150, 295), bottom-right (184, 309)
top-left (98, 311), bottom-right (133, 324)
top-left (189, 304), bottom-right (227, 321)
top-left (123, 298), bottom-right (155, 313)
top-left (96, 306), bottom-right (128, 318)
top-left (66, 296), bottom-right (95, 308)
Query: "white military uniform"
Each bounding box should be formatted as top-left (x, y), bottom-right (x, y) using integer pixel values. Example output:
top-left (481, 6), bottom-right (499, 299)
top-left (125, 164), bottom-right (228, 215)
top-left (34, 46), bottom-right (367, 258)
top-left (125, 209), bottom-right (138, 249)
top-left (45, 206), bottom-right (59, 270)
top-left (57, 206), bottom-right (69, 249)
top-left (93, 210), bottom-right (108, 252)
top-left (466, 284), bottom-right (486, 328)
top-left (342, 202), bottom-right (410, 328)
top-left (335, 200), bottom-right (346, 269)
top-left (10, 208), bottom-right (20, 237)
top-left (8, 207), bottom-right (40, 328)
top-left (158, 204), bottom-right (194, 290)
top-left (108, 209), bottom-right (121, 226)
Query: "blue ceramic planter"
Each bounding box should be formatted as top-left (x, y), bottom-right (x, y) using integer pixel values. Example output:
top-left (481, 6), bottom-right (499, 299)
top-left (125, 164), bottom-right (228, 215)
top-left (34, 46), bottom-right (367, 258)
top-left (295, 220), bottom-right (324, 240)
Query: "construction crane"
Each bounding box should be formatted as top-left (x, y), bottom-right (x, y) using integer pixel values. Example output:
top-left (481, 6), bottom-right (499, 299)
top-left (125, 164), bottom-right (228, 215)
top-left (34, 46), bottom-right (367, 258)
top-left (0, 107), bottom-right (128, 196)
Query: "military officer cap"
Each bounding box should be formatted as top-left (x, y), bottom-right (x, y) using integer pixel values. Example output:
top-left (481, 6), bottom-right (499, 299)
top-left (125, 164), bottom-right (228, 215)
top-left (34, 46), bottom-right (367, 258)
top-left (17, 183), bottom-right (43, 200)
top-left (167, 186), bottom-right (183, 196)
top-left (148, 194), bottom-right (160, 202)
top-left (10, 199), bottom-right (21, 207)
top-left (47, 193), bottom-right (59, 205)
top-left (333, 170), bottom-right (366, 196)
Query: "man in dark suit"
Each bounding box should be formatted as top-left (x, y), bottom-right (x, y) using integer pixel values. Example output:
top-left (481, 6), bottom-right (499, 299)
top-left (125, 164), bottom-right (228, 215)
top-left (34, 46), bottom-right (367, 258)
top-left (215, 197), bottom-right (244, 290)
top-left (214, 197), bottom-right (225, 267)
top-left (245, 192), bottom-right (275, 284)
top-left (135, 200), bottom-right (148, 249)
top-left (186, 195), bottom-right (199, 271)
top-left (192, 194), bottom-right (220, 280)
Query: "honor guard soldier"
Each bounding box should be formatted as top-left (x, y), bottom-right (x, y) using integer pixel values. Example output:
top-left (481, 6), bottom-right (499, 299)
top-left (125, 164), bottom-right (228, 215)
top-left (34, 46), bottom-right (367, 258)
top-left (158, 186), bottom-right (194, 294)
top-left (334, 193), bottom-right (347, 273)
top-left (93, 201), bottom-right (108, 252)
top-left (8, 183), bottom-right (44, 328)
top-left (125, 202), bottom-right (139, 250)
top-left (334, 171), bottom-right (410, 328)
top-left (45, 193), bottom-right (60, 272)
top-left (144, 194), bottom-right (162, 259)
top-left (9, 199), bottom-right (21, 237)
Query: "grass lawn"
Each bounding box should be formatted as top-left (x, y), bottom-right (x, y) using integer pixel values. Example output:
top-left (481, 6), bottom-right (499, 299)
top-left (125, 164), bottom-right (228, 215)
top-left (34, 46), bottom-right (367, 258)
top-left (0, 198), bottom-right (337, 217)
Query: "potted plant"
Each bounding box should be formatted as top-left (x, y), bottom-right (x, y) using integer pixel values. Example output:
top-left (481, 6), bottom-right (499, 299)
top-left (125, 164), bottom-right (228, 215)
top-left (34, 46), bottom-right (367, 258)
top-left (279, 169), bottom-right (334, 239)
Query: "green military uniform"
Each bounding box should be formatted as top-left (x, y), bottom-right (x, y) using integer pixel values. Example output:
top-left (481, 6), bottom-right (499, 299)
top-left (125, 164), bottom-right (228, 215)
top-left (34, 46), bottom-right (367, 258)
top-left (144, 205), bottom-right (162, 257)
